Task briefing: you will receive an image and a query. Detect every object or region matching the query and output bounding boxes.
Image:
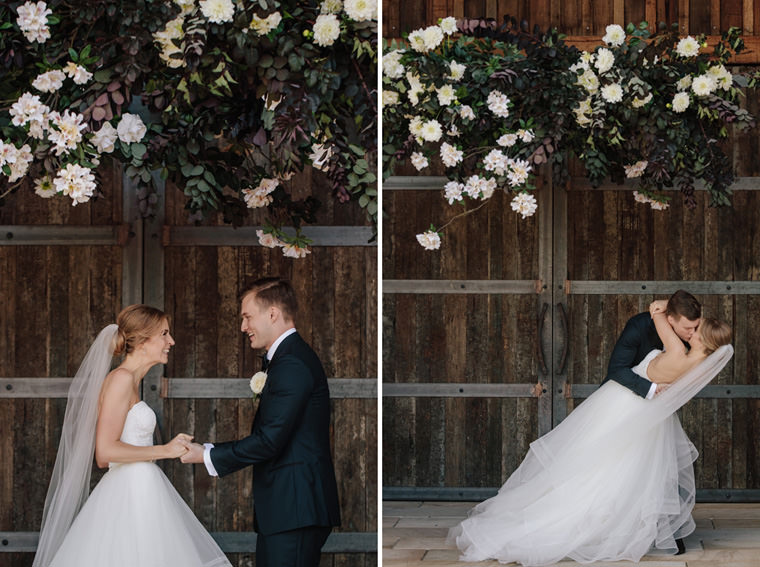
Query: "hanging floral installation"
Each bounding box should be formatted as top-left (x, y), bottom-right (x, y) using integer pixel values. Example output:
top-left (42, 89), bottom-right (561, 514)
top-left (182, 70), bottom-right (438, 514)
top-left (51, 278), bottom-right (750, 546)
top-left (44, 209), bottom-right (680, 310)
top-left (1, 0), bottom-right (377, 256)
top-left (381, 17), bottom-right (757, 250)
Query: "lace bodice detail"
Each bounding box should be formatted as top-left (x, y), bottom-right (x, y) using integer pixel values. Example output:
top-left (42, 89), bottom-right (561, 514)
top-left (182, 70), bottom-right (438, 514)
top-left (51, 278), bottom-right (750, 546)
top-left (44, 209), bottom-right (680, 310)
top-left (631, 349), bottom-right (662, 380)
top-left (121, 401), bottom-right (156, 445)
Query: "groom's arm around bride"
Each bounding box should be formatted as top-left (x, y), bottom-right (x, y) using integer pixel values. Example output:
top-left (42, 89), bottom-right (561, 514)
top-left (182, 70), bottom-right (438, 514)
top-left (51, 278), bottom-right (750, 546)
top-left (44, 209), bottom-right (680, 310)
top-left (181, 277), bottom-right (340, 567)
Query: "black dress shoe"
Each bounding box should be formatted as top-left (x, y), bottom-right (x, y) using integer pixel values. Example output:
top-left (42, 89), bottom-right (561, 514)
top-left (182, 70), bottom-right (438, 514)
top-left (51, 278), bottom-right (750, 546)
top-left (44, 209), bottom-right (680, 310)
top-left (675, 538), bottom-right (686, 555)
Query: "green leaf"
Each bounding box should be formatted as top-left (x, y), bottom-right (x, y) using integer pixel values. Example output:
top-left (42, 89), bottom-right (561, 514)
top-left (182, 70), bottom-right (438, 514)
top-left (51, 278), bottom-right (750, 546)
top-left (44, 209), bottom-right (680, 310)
top-left (131, 143), bottom-right (147, 159)
top-left (68, 48), bottom-right (78, 62)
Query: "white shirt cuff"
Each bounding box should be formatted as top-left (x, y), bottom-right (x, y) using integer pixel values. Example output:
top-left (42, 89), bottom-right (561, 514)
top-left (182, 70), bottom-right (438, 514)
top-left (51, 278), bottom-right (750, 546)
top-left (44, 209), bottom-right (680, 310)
top-left (646, 382), bottom-right (658, 400)
top-left (203, 443), bottom-right (218, 476)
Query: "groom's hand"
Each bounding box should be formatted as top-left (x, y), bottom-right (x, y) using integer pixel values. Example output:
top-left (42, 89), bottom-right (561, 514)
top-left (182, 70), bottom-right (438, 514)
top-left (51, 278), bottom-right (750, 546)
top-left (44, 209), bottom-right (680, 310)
top-left (180, 442), bottom-right (205, 464)
top-left (655, 383), bottom-right (670, 396)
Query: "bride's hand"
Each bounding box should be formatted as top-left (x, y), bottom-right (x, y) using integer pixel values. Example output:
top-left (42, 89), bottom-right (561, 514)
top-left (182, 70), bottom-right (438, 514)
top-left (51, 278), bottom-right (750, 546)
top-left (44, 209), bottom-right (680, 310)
top-left (164, 433), bottom-right (193, 459)
top-left (649, 300), bottom-right (667, 316)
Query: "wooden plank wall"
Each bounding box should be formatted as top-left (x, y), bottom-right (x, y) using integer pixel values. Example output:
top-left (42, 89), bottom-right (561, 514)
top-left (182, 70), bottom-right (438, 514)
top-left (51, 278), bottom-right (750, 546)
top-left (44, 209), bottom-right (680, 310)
top-left (0, 165), bottom-right (378, 566)
top-left (384, 0), bottom-right (760, 40)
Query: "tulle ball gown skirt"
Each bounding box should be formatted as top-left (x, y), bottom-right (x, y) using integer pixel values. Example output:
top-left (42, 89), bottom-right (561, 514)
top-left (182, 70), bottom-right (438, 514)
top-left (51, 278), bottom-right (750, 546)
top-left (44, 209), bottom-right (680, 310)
top-left (448, 381), bottom-right (698, 566)
top-left (48, 461), bottom-right (231, 567)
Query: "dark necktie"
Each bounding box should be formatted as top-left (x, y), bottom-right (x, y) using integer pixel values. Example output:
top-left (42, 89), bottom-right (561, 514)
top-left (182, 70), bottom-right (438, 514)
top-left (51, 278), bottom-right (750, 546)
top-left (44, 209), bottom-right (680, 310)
top-left (260, 354), bottom-right (269, 371)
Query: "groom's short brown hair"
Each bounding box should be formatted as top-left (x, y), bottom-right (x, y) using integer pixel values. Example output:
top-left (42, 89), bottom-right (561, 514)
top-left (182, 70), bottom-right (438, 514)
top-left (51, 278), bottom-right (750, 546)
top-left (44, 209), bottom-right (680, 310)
top-left (666, 289), bottom-right (701, 321)
top-left (241, 277), bottom-right (298, 321)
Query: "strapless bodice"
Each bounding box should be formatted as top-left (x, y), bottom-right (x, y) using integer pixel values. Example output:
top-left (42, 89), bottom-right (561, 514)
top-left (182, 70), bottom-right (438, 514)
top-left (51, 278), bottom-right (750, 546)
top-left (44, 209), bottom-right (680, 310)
top-left (631, 349), bottom-right (662, 380)
top-left (109, 401), bottom-right (155, 468)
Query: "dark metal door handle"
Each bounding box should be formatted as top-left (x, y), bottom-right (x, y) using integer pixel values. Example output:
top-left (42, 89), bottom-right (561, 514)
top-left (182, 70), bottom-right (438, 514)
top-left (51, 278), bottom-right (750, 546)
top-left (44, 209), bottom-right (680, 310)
top-left (537, 302), bottom-right (548, 375)
top-left (557, 302), bottom-right (569, 374)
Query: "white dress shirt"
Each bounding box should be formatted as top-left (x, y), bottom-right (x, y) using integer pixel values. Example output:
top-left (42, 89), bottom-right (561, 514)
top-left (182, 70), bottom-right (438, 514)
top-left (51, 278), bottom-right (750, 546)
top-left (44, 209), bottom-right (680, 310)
top-left (202, 327), bottom-right (297, 476)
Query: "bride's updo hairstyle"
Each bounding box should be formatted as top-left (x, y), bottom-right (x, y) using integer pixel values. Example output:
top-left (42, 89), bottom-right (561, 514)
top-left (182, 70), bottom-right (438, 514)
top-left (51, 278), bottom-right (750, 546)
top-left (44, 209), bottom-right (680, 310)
top-left (113, 304), bottom-right (168, 356)
top-left (699, 318), bottom-right (732, 356)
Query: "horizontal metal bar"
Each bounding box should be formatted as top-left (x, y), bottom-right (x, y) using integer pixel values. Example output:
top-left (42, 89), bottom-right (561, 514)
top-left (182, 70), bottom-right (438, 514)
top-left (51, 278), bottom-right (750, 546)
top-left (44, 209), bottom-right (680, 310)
top-left (0, 531), bottom-right (377, 554)
top-left (382, 486), bottom-right (760, 503)
top-left (568, 281), bottom-right (760, 295)
top-left (383, 383), bottom-right (541, 398)
top-left (382, 177), bottom-right (760, 192)
top-left (163, 378), bottom-right (377, 399)
top-left (383, 279), bottom-right (539, 294)
top-left (0, 225), bottom-right (126, 246)
top-left (568, 383), bottom-right (760, 399)
top-left (164, 226), bottom-right (376, 247)
top-left (0, 378), bottom-right (377, 399)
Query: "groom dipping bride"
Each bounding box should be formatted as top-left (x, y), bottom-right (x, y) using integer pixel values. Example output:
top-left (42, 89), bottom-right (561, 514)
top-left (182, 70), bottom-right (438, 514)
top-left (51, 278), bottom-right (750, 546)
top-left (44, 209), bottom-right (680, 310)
top-left (448, 290), bottom-right (733, 566)
top-left (181, 277), bottom-right (341, 567)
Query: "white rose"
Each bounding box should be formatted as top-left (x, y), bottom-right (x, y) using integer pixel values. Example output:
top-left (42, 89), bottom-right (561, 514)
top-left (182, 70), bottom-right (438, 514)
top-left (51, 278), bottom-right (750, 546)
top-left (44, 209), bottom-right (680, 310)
top-left (116, 113), bottom-right (147, 143)
top-left (420, 119), bottom-right (443, 142)
top-left (676, 36), bottom-right (700, 57)
top-left (313, 14), bottom-right (341, 46)
top-left (382, 50), bottom-right (405, 78)
top-left (199, 0), bottom-right (234, 23)
top-left (448, 60), bottom-right (466, 81)
top-left (601, 83), bottom-right (623, 103)
top-left (459, 105), bottom-right (475, 120)
top-left (382, 90), bottom-right (400, 106)
top-left (578, 68), bottom-right (599, 93)
top-left (602, 24), bottom-right (625, 47)
top-left (91, 122), bottom-right (118, 153)
top-left (439, 17), bottom-right (457, 34)
top-left (676, 75), bottom-right (692, 91)
top-left (594, 48), bottom-right (615, 74)
top-left (691, 74), bottom-right (716, 96)
top-left (672, 92), bottom-right (690, 113)
top-left (344, 0), bottom-right (376, 21)
top-left (436, 84), bottom-right (456, 106)
top-left (410, 152), bottom-right (429, 171)
top-left (422, 25), bottom-right (444, 50)
top-left (250, 371), bottom-right (268, 395)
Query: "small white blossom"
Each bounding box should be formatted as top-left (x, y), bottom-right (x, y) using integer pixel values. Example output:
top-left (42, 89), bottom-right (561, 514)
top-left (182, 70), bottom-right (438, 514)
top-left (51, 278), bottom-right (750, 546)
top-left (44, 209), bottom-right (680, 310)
top-left (117, 113), bottom-right (147, 143)
top-left (511, 192), bottom-right (537, 218)
top-left (34, 175), bottom-right (56, 198)
top-left (91, 123), bottom-right (118, 153)
top-left (410, 152), bottom-right (429, 171)
top-left (282, 243), bottom-right (311, 258)
top-left (199, 0), bottom-right (235, 23)
top-left (497, 133), bottom-right (518, 147)
top-left (321, 0), bottom-right (343, 12)
top-left (443, 181), bottom-right (464, 204)
top-left (309, 143), bottom-right (333, 171)
top-left (691, 74), bottom-right (717, 96)
top-left (507, 159), bottom-right (532, 187)
top-left (9, 92), bottom-right (48, 127)
top-left (447, 124), bottom-right (460, 137)
top-left (382, 90), bottom-right (400, 106)
top-left (256, 229), bottom-right (284, 248)
top-left (436, 84), bottom-right (457, 106)
top-left (48, 110), bottom-right (87, 155)
top-left (439, 16), bottom-right (457, 34)
top-left (420, 119), bottom-right (443, 142)
top-left (672, 92), bottom-right (690, 113)
top-left (624, 160), bottom-right (648, 178)
top-left (313, 14), bottom-right (341, 46)
top-left (631, 93), bottom-right (652, 108)
top-left (708, 64), bottom-right (733, 91)
top-left (32, 70), bottom-right (66, 93)
top-left (16, 1), bottom-right (52, 44)
top-left (483, 149), bottom-right (510, 176)
top-left (408, 29), bottom-right (426, 52)
top-left (344, 0), bottom-right (376, 21)
top-left (602, 24), bottom-right (625, 47)
top-left (676, 36), bottom-right (700, 57)
top-left (63, 62), bottom-right (93, 85)
top-left (633, 191), bottom-right (669, 210)
top-left (448, 60), bottom-right (466, 81)
top-left (250, 12), bottom-right (282, 35)
top-left (578, 68), bottom-right (599, 93)
top-left (53, 163), bottom-right (97, 205)
top-left (383, 50), bottom-right (405, 78)
top-left (409, 116), bottom-right (424, 138)
top-left (422, 25), bottom-right (444, 51)
top-left (464, 175), bottom-right (497, 200)
top-left (459, 105), bottom-right (475, 120)
top-left (416, 230), bottom-right (441, 250)
top-left (677, 75), bottom-right (692, 91)
top-left (487, 90), bottom-right (510, 118)
top-left (406, 72), bottom-right (424, 106)
top-left (439, 142), bottom-right (463, 168)
top-left (517, 129), bottom-right (534, 143)
top-left (594, 48), bottom-right (615, 74)
top-left (7, 144), bottom-right (33, 182)
top-left (601, 83), bottom-right (624, 103)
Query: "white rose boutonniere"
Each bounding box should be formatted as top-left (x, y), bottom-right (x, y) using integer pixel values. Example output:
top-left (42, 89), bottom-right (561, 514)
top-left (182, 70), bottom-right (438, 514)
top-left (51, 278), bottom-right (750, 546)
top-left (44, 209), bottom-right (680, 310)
top-left (250, 371), bottom-right (268, 403)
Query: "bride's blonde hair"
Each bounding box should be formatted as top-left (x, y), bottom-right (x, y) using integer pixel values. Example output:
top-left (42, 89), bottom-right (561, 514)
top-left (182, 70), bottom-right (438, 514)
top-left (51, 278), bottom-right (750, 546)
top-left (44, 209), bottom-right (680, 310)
top-left (113, 304), bottom-right (168, 356)
top-left (699, 318), bottom-right (732, 355)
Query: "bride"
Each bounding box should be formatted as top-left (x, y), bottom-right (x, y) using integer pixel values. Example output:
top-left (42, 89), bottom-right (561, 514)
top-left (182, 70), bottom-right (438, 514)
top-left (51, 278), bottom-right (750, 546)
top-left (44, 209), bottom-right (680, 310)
top-left (448, 301), bottom-right (733, 566)
top-left (34, 305), bottom-right (231, 567)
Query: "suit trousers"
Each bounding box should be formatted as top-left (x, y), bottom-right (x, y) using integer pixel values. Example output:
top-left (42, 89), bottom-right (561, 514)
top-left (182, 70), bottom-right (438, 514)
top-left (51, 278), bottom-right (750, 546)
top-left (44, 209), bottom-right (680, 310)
top-left (256, 526), bottom-right (332, 567)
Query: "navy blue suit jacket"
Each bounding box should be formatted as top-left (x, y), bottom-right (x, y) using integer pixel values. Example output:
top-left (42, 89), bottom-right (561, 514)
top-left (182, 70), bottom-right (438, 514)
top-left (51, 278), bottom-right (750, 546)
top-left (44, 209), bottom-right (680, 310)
top-left (601, 312), bottom-right (663, 398)
top-left (210, 332), bottom-right (341, 535)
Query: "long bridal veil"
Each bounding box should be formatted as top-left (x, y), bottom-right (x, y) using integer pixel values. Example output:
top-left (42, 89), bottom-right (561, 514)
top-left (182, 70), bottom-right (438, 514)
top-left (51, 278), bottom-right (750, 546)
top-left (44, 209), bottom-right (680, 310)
top-left (33, 325), bottom-right (118, 567)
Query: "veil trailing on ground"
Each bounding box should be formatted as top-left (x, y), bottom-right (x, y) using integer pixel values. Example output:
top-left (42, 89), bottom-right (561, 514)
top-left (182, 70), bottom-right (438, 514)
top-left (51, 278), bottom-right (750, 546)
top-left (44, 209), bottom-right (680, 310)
top-left (33, 324), bottom-right (118, 567)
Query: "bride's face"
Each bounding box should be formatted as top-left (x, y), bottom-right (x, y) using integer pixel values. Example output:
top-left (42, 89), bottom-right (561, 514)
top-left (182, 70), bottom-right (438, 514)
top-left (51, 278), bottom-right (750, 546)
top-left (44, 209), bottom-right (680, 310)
top-left (667, 314), bottom-right (700, 342)
top-left (140, 320), bottom-right (175, 364)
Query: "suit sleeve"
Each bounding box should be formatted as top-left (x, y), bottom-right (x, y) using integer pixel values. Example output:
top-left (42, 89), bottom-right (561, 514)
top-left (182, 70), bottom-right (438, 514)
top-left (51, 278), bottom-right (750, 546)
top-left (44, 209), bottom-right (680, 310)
top-left (210, 355), bottom-right (313, 477)
top-left (604, 316), bottom-right (654, 399)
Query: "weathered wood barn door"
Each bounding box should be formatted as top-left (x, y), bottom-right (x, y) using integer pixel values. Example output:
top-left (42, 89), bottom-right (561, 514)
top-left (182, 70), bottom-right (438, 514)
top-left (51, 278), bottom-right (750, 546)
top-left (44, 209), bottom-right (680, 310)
top-left (0, 167), bottom-right (378, 566)
top-left (382, 0), bottom-right (760, 502)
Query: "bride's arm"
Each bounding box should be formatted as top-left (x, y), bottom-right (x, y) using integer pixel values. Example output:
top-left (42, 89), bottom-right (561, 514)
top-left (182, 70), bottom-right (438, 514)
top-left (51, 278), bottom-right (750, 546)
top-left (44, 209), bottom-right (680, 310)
top-left (94, 369), bottom-right (191, 468)
top-left (649, 302), bottom-right (688, 357)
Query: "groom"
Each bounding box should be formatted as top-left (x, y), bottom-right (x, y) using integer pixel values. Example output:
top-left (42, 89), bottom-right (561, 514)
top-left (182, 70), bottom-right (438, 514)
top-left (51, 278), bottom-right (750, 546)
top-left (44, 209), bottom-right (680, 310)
top-left (602, 289), bottom-right (701, 554)
top-left (181, 277), bottom-right (341, 566)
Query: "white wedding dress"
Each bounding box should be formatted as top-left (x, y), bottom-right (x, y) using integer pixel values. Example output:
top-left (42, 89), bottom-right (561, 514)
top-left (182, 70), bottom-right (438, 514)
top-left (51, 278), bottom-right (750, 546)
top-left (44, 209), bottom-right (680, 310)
top-left (47, 401), bottom-right (231, 567)
top-left (448, 349), bottom-right (712, 566)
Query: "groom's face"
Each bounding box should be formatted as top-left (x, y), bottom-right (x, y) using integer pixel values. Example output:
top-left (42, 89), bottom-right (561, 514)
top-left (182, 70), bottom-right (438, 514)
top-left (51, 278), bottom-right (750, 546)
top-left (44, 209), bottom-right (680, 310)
top-left (667, 314), bottom-right (700, 342)
top-left (241, 293), bottom-right (274, 350)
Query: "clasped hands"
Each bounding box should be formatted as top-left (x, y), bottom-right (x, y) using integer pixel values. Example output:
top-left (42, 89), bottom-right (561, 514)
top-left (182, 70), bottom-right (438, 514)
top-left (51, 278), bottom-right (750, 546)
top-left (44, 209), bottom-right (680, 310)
top-left (166, 433), bottom-right (206, 463)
